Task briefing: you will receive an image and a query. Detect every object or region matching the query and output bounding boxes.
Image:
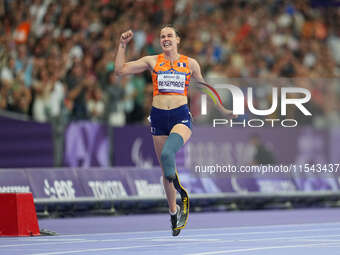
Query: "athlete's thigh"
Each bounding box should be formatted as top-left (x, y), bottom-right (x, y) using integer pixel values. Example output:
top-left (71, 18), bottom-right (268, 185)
top-left (170, 124), bottom-right (192, 144)
top-left (152, 135), bottom-right (168, 163)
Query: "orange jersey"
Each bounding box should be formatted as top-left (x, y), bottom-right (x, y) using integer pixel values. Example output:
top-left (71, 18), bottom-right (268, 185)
top-left (152, 53), bottom-right (191, 96)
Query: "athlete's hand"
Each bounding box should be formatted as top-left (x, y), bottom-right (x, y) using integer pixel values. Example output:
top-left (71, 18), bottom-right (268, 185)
top-left (224, 109), bottom-right (238, 119)
top-left (120, 30), bottom-right (134, 45)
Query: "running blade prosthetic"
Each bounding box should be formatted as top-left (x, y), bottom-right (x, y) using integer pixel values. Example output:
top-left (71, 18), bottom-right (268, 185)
top-left (172, 172), bottom-right (189, 231)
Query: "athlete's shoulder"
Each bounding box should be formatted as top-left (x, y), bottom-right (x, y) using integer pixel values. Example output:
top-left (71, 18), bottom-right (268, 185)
top-left (187, 57), bottom-right (199, 65)
top-left (187, 57), bottom-right (200, 71)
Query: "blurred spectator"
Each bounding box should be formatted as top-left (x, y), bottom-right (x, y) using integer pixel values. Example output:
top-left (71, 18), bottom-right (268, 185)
top-left (48, 70), bottom-right (65, 120)
top-left (7, 80), bottom-right (31, 114)
top-left (126, 74), bottom-right (146, 124)
top-left (103, 71), bottom-right (126, 126)
top-left (32, 68), bottom-right (52, 121)
top-left (65, 63), bottom-right (87, 120)
top-left (31, 67), bottom-right (65, 122)
top-left (86, 76), bottom-right (105, 121)
top-left (1, 57), bottom-right (15, 84)
top-left (15, 45), bottom-right (33, 87)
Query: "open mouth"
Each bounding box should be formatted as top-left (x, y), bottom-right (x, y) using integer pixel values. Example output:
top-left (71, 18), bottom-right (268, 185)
top-left (163, 41), bottom-right (171, 48)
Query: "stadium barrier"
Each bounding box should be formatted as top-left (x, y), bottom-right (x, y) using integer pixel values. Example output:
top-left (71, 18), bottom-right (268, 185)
top-left (1, 167), bottom-right (340, 215)
top-left (1, 113), bottom-right (340, 214)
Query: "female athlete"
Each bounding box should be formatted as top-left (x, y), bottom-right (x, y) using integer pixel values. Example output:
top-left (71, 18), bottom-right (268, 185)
top-left (115, 25), bottom-right (234, 236)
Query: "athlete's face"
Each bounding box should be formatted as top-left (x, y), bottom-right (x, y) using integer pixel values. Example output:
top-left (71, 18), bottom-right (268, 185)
top-left (160, 27), bottom-right (179, 52)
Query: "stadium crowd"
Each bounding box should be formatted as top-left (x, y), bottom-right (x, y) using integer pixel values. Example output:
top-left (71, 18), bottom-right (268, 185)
top-left (0, 0), bottom-right (340, 127)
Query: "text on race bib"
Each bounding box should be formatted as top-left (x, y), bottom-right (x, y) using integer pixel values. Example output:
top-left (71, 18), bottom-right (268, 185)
top-left (157, 73), bottom-right (186, 93)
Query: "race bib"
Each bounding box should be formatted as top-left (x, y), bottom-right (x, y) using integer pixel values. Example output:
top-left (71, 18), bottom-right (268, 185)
top-left (157, 73), bottom-right (186, 93)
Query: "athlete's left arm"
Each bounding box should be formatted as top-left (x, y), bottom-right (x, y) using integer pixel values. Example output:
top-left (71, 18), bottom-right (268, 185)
top-left (188, 58), bottom-right (205, 83)
top-left (188, 58), bottom-right (236, 118)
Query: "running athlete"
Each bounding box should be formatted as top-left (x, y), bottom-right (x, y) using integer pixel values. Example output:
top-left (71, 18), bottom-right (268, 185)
top-left (115, 26), bottom-right (234, 236)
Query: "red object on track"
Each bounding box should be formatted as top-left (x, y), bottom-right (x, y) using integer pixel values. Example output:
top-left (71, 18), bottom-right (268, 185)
top-left (0, 193), bottom-right (40, 236)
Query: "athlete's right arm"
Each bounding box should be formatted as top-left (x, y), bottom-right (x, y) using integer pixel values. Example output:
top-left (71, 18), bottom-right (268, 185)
top-left (115, 30), bottom-right (151, 76)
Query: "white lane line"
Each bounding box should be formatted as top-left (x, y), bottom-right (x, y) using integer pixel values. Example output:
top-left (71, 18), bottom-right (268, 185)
top-left (0, 237), bottom-right (154, 248)
top-left (0, 240), bottom-right (100, 248)
top-left (150, 233), bottom-right (340, 244)
top-left (28, 243), bottom-right (175, 255)
top-left (2, 227), bottom-right (340, 248)
top-left (238, 233), bottom-right (340, 242)
top-left (297, 239), bottom-right (340, 242)
top-left (3, 221), bottom-right (340, 242)
top-left (185, 242), bottom-right (340, 255)
top-left (20, 239), bottom-right (85, 242)
top-left (150, 238), bottom-right (221, 242)
top-left (179, 227), bottom-right (340, 238)
top-left (0, 236), bottom-right (222, 248)
top-left (316, 244), bottom-right (340, 247)
top-left (54, 221), bottom-right (340, 237)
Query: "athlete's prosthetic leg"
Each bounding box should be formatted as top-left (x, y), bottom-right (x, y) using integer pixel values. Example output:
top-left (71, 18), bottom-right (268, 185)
top-left (160, 133), bottom-right (190, 235)
top-left (172, 171), bottom-right (189, 232)
top-left (167, 169), bottom-right (190, 236)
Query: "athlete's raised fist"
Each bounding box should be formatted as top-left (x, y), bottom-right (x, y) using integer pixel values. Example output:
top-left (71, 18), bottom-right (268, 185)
top-left (120, 30), bottom-right (133, 45)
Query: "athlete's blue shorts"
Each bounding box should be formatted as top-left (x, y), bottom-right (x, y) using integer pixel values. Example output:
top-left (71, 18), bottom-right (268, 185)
top-left (150, 104), bottom-right (192, 136)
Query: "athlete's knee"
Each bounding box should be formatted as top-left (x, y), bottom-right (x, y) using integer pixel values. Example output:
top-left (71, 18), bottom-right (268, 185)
top-left (162, 175), bottom-right (174, 187)
top-left (161, 149), bottom-right (176, 181)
